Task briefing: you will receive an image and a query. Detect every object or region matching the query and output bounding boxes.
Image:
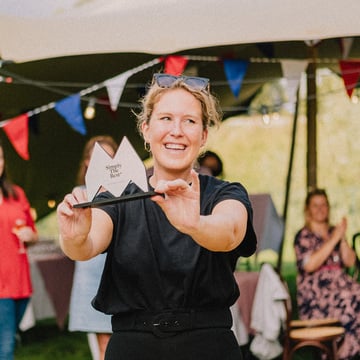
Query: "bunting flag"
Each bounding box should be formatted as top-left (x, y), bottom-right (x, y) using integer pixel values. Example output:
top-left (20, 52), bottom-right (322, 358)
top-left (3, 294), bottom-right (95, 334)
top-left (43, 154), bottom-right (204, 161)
top-left (54, 94), bottom-right (87, 135)
top-left (304, 39), bottom-right (322, 47)
top-left (3, 114), bottom-right (30, 160)
top-left (339, 37), bottom-right (354, 59)
top-left (280, 59), bottom-right (308, 112)
top-left (164, 55), bottom-right (189, 75)
top-left (2, 54), bottom-right (349, 143)
top-left (29, 114), bottom-right (40, 135)
top-left (339, 60), bottom-right (360, 98)
top-left (104, 71), bottom-right (132, 111)
top-left (223, 59), bottom-right (249, 98)
top-left (257, 43), bottom-right (274, 58)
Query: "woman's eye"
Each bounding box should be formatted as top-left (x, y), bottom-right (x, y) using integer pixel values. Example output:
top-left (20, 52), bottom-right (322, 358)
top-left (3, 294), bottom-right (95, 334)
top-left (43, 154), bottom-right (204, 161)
top-left (160, 116), bottom-right (171, 121)
top-left (185, 118), bottom-right (196, 124)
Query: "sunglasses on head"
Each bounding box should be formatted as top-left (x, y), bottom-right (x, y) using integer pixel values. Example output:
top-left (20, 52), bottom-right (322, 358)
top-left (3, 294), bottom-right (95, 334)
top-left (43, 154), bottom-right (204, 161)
top-left (152, 73), bottom-right (210, 92)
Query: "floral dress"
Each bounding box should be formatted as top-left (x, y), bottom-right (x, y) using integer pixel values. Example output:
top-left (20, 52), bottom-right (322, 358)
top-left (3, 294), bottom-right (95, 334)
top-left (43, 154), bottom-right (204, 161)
top-left (294, 227), bottom-right (360, 360)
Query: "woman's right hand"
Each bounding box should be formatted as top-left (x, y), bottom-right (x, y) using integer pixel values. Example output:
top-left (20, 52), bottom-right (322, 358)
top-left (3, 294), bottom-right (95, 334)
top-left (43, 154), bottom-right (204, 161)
top-left (57, 186), bottom-right (92, 245)
top-left (57, 187), bottom-right (113, 260)
top-left (303, 217), bottom-right (348, 272)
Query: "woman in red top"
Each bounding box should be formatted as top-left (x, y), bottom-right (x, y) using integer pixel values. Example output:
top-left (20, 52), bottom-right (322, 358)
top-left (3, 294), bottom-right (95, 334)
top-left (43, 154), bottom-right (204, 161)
top-left (0, 141), bottom-right (38, 360)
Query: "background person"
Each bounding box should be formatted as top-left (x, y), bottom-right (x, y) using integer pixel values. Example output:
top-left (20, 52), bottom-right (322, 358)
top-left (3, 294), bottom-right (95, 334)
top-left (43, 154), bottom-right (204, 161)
top-left (57, 73), bottom-right (257, 360)
top-left (0, 140), bottom-right (38, 360)
top-left (68, 135), bottom-right (117, 360)
top-left (197, 150), bottom-right (223, 178)
top-left (294, 188), bottom-right (360, 360)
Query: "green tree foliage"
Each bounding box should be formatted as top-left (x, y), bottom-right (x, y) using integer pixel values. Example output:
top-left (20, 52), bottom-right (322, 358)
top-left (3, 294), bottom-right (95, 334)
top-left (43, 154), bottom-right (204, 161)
top-left (206, 69), bottom-right (360, 263)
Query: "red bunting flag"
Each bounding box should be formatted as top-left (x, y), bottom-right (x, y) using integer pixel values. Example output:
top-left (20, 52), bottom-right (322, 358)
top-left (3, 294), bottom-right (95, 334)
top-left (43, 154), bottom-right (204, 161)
top-left (3, 114), bottom-right (30, 160)
top-left (164, 56), bottom-right (188, 75)
top-left (339, 60), bottom-right (360, 98)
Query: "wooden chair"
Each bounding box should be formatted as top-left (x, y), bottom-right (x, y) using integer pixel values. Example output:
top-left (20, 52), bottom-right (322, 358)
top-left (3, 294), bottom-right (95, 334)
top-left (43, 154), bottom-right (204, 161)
top-left (281, 280), bottom-right (345, 360)
top-left (290, 317), bottom-right (340, 329)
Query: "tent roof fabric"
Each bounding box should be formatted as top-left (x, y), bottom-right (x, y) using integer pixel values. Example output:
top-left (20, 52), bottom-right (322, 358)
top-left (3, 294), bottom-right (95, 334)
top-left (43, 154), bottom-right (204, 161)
top-left (1, 0), bottom-right (360, 62)
top-left (1, 1), bottom-right (360, 220)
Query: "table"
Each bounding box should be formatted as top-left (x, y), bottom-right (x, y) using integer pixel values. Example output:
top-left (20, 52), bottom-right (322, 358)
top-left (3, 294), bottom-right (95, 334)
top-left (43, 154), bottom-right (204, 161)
top-left (20, 241), bottom-right (75, 331)
top-left (231, 271), bottom-right (259, 345)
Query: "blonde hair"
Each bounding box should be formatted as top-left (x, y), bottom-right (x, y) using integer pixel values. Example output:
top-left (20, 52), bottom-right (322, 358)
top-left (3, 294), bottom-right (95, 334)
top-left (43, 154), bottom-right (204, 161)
top-left (135, 77), bottom-right (222, 138)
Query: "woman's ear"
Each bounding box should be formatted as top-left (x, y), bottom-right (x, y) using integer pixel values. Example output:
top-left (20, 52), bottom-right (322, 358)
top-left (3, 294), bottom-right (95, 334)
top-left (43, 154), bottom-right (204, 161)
top-left (141, 121), bottom-right (149, 143)
top-left (201, 129), bottom-right (208, 147)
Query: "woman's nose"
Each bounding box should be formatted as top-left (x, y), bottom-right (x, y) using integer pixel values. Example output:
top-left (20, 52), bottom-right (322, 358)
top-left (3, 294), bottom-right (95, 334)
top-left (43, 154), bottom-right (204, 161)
top-left (170, 120), bottom-right (183, 135)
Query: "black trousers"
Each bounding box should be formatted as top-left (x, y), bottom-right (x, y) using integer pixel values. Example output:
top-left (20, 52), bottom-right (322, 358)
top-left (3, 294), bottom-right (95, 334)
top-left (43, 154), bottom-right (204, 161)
top-left (105, 328), bottom-right (243, 360)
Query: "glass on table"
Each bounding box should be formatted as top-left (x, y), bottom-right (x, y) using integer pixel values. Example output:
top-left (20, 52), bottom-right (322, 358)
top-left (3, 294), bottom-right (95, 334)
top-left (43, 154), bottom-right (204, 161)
top-left (13, 219), bottom-right (26, 254)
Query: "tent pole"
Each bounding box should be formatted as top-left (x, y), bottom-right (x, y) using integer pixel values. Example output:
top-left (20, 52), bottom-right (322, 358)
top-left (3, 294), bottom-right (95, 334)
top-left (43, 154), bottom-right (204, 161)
top-left (306, 45), bottom-right (318, 191)
top-left (276, 88), bottom-right (300, 273)
top-left (277, 45), bottom-right (318, 271)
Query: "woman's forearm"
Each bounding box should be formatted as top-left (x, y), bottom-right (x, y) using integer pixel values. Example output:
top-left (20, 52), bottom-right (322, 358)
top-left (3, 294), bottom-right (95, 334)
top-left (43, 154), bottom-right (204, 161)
top-left (340, 239), bottom-right (356, 267)
top-left (303, 236), bottom-right (340, 272)
top-left (186, 200), bottom-right (248, 252)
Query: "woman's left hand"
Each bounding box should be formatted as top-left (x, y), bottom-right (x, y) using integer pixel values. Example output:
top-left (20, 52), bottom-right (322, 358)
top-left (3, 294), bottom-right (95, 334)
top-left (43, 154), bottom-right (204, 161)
top-left (151, 170), bottom-right (200, 234)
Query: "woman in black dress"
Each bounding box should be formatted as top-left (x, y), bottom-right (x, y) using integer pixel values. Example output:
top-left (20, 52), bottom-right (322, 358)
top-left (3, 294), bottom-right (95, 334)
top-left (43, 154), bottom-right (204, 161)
top-left (57, 74), bottom-right (257, 360)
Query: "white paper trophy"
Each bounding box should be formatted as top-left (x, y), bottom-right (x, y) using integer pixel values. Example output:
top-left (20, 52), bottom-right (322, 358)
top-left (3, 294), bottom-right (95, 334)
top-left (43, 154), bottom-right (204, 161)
top-left (74, 136), bottom-right (157, 208)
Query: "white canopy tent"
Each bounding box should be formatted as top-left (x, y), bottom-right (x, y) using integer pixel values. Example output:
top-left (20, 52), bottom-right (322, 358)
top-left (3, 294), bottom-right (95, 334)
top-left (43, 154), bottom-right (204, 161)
top-left (1, 0), bottom-right (360, 63)
top-left (0, 1), bottom-right (360, 265)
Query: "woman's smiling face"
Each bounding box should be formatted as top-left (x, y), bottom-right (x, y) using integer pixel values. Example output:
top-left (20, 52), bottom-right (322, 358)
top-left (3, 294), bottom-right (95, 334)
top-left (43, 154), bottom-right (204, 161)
top-left (307, 194), bottom-right (329, 223)
top-left (142, 88), bottom-right (207, 178)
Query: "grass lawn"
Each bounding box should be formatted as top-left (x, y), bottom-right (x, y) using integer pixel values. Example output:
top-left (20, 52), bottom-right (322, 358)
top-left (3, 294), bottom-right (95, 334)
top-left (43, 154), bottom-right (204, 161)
top-left (14, 262), bottom-right (313, 360)
top-left (15, 320), bottom-right (91, 359)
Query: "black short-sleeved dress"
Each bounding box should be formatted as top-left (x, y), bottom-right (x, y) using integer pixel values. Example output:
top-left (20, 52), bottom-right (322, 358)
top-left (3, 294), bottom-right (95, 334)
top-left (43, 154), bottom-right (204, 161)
top-left (92, 174), bottom-right (257, 360)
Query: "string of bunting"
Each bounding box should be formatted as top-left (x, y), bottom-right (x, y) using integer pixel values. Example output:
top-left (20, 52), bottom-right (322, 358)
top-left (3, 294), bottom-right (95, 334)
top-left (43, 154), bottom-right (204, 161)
top-left (0, 54), bottom-right (360, 161)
